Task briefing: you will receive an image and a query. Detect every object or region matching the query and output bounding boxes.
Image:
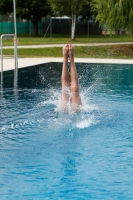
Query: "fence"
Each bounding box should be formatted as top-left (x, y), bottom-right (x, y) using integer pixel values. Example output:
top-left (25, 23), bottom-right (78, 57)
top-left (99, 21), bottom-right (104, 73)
top-left (46, 19), bottom-right (102, 35)
top-left (0, 20), bottom-right (102, 35)
top-left (0, 21), bottom-right (43, 35)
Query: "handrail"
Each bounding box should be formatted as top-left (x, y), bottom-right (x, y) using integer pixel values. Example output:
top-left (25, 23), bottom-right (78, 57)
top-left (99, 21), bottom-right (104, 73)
top-left (0, 0), bottom-right (18, 92)
top-left (1, 34), bottom-right (15, 91)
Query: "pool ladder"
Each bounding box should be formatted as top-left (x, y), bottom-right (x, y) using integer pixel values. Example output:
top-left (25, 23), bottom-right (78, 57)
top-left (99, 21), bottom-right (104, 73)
top-left (0, 34), bottom-right (18, 91)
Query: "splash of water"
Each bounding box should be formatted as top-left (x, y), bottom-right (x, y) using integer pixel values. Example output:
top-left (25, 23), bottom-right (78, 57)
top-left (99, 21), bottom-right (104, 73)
top-left (0, 85), bottom-right (102, 133)
top-left (36, 87), bottom-right (101, 130)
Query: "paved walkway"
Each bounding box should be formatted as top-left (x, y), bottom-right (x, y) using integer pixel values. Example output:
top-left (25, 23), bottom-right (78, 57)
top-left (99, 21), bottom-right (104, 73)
top-left (3, 42), bottom-right (133, 49)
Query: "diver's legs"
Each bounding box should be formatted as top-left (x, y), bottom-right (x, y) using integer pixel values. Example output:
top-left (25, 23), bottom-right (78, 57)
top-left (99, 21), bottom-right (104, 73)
top-left (69, 44), bottom-right (82, 108)
top-left (61, 44), bottom-right (70, 102)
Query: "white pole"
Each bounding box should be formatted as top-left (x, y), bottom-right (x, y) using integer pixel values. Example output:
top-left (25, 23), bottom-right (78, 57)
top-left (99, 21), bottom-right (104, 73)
top-left (13, 0), bottom-right (18, 89)
top-left (88, 21), bottom-right (89, 38)
top-left (1, 35), bottom-right (3, 91)
top-left (50, 17), bottom-right (52, 41)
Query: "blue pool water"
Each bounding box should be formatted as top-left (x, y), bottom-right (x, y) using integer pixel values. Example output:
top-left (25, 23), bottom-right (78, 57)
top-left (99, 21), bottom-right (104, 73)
top-left (0, 62), bottom-right (133, 199)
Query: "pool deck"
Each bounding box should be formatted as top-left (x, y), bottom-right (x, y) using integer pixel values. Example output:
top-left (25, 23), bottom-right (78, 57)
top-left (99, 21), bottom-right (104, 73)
top-left (1, 57), bottom-right (133, 72)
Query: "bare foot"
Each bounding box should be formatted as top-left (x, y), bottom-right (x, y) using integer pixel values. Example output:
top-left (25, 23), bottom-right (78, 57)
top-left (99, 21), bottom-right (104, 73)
top-left (62, 44), bottom-right (69, 60)
top-left (68, 44), bottom-right (74, 62)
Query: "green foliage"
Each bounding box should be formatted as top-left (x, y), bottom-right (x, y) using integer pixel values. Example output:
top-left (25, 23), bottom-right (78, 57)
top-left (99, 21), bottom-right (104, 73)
top-left (0, 0), bottom-right (13, 14)
top-left (48, 0), bottom-right (91, 39)
top-left (79, 1), bottom-right (92, 21)
top-left (0, 0), bottom-right (51, 36)
top-left (0, 0), bottom-right (50, 19)
top-left (48, 0), bottom-right (90, 16)
top-left (129, 9), bottom-right (133, 32)
top-left (16, 0), bottom-right (51, 36)
top-left (91, 0), bottom-right (133, 33)
top-left (16, 0), bottom-right (50, 21)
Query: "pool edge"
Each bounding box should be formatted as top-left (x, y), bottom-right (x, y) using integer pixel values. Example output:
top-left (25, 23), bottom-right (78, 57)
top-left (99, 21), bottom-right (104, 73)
top-left (1, 57), bottom-right (133, 72)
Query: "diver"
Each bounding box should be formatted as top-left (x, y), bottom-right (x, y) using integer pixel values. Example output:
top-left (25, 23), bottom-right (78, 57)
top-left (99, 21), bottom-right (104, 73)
top-left (61, 44), bottom-right (82, 113)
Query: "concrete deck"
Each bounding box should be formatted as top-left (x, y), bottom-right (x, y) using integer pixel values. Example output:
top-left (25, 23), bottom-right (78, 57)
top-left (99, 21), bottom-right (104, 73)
top-left (1, 57), bottom-right (133, 72)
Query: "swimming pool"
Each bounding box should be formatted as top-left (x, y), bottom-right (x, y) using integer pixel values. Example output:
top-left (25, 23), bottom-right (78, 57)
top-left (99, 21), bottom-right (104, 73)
top-left (0, 62), bottom-right (133, 199)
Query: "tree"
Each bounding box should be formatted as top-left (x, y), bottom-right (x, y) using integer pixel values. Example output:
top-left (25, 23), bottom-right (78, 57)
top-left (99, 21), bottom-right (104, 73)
top-left (48, 0), bottom-right (90, 40)
top-left (16, 0), bottom-right (51, 36)
top-left (91, 0), bottom-right (133, 34)
top-left (0, 0), bottom-right (51, 36)
top-left (79, 1), bottom-right (92, 21)
top-left (0, 0), bottom-right (13, 15)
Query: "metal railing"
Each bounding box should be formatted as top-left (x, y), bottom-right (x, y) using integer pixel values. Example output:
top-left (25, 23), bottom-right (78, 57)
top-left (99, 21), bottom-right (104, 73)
top-left (1, 34), bottom-right (13, 90)
top-left (0, 34), bottom-right (18, 91)
top-left (0, 0), bottom-right (18, 91)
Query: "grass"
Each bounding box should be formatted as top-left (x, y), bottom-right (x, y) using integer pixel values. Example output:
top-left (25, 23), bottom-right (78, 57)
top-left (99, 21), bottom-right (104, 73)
top-left (3, 44), bottom-right (133, 59)
top-left (1, 34), bottom-right (133, 46)
top-left (1, 34), bottom-right (133, 59)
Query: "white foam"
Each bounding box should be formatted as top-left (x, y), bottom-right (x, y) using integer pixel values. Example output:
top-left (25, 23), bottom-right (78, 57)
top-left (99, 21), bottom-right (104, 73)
top-left (7, 88), bottom-right (100, 131)
top-left (76, 117), bottom-right (94, 129)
